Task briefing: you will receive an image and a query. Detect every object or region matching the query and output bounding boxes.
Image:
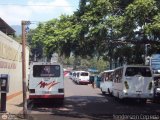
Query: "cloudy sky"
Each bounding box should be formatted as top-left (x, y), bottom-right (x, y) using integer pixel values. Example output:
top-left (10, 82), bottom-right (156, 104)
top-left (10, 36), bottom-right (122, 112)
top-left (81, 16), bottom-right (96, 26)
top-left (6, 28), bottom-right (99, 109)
top-left (0, 0), bottom-right (79, 26)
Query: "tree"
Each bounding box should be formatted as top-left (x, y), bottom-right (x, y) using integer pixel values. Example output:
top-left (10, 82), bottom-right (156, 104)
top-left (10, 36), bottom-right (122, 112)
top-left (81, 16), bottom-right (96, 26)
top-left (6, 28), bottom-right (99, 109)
top-left (29, 0), bottom-right (160, 67)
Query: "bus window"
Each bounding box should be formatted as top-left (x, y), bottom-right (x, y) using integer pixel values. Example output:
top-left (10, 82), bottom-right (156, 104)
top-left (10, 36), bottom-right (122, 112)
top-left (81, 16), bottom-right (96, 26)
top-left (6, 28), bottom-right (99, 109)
top-left (33, 65), bottom-right (60, 77)
top-left (108, 73), bottom-right (114, 81)
top-left (125, 67), bottom-right (152, 77)
top-left (114, 68), bottom-right (123, 83)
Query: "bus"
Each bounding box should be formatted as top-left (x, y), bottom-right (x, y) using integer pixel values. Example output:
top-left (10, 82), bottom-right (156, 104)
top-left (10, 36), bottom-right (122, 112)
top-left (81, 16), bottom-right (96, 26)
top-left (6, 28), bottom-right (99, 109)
top-left (100, 70), bottom-right (114, 95)
top-left (112, 65), bottom-right (154, 102)
top-left (29, 62), bottom-right (64, 101)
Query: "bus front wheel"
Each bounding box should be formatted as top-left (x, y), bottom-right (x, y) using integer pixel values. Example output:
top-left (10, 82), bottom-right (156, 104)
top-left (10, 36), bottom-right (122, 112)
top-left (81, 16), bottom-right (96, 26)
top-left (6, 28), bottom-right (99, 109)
top-left (108, 89), bottom-right (112, 96)
top-left (101, 89), bottom-right (106, 95)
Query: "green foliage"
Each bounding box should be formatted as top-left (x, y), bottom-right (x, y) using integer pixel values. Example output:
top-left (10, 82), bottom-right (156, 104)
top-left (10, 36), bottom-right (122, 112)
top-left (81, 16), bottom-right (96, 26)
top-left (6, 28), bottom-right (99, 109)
top-left (28, 0), bottom-right (160, 68)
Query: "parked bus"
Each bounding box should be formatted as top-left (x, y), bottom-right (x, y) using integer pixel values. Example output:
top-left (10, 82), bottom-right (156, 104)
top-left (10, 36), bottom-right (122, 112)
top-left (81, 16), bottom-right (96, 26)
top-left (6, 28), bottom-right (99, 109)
top-left (100, 70), bottom-right (114, 95)
top-left (112, 65), bottom-right (154, 103)
top-left (29, 62), bottom-right (64, 101)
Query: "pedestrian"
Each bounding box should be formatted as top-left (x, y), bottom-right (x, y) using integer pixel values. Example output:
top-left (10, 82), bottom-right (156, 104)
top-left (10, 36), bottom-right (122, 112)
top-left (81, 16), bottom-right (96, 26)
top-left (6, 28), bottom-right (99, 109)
top-left (90, 76), bottom-right (95, 88)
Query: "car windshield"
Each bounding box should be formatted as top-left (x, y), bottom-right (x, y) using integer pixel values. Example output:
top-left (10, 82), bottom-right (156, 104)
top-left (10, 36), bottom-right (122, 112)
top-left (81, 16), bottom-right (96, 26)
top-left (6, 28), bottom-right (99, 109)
top-left (81, 72), bottom-right (88, 76)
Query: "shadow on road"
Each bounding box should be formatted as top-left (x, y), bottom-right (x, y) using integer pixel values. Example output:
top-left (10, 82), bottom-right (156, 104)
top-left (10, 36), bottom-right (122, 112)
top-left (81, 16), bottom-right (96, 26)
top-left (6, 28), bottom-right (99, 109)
top-left (47, 95), bottom-right (160, 120)
top-left (27, 95), bottom-right (160, 120)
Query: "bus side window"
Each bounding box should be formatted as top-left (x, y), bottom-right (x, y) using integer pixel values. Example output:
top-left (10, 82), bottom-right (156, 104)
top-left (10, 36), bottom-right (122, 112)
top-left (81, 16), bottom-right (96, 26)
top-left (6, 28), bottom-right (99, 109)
top-left (115, 70), bottom-right (119, 83)
top-left (115, 73), bottom-right (119, 83)
top-left (110, 73), bottom-right (113, 81)
top-left (105, 73), bottom-right (109, 81)
top-left (119, 69), bottom-right (123, 82)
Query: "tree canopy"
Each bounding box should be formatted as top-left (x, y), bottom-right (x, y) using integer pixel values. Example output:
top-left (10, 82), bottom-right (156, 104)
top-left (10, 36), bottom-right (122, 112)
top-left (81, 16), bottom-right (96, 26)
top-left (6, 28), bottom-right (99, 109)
top-left (28, 0), bottom-right (160, 67)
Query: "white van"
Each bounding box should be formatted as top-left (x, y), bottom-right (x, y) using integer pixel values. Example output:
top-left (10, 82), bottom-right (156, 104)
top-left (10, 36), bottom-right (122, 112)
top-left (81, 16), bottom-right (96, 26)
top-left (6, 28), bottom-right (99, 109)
top-left (29, 62), bottom-right (64, 100)
top-left (112, 65), bottom-right (154, 102)
top-left (76, 71), bottom-right (90, 85)
top-left (100, 70), bottom-right (114, 95)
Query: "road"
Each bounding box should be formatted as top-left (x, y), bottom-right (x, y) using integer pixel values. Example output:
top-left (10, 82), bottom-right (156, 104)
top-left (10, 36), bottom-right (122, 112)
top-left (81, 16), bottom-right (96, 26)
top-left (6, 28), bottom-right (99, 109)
top-left (27, 77), bottom-right (160, 120)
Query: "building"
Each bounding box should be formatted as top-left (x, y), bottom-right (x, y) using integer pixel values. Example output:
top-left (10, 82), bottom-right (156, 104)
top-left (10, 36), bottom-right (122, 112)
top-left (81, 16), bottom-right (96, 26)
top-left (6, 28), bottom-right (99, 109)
top-left (0, 18), bottom-right (15, 36)
top-left (0, 18), bottom-right (29, 101)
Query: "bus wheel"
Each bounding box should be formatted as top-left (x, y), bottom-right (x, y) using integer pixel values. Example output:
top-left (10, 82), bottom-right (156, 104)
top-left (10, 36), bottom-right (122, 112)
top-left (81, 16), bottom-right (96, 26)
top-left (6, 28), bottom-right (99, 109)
top-left (153, 98), bottom-right (160, 103)
top-left (108, 89), bottom-right (112, 96)
top-left (58, 98), bottom-right (64, 105)
top-left (101, 89), bottom-right (106, 95)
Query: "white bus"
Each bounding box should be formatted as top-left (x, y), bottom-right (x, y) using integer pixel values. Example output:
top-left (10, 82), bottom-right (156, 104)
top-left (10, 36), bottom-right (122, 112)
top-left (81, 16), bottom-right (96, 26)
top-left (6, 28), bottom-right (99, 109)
top-left (100, 70), bottom-right (114, 95)
top-left (29, 62), bottom-right (64, 101)
top-left (112, 65), bottom-right (154, 102)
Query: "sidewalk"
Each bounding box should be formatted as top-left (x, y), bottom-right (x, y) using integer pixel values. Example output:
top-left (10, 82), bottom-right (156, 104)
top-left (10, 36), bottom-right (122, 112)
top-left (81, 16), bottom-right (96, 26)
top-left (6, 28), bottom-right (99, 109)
top-left (7, 93), bottom-right (23, 115)
top-left (0, 93), bottom-right (26, 120)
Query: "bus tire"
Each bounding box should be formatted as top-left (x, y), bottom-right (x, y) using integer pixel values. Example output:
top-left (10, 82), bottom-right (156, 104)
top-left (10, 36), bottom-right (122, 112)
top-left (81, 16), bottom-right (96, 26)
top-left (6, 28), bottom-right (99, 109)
top-left (108, 88), bottom-right (112, 96)
top-left (101, 89), bottom-right (106, 95)
top-left (58, 98), bottom-right (64, 105)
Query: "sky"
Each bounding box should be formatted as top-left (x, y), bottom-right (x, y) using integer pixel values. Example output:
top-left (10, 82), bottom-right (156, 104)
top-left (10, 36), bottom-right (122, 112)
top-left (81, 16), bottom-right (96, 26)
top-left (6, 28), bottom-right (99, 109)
top-left (0, 0), bottom-right (79, 27)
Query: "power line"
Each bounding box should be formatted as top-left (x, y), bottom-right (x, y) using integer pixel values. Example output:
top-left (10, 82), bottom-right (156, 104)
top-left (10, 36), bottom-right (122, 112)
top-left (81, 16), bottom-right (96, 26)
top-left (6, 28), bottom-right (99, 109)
top-left (0, 4), bottom-right (77, 7)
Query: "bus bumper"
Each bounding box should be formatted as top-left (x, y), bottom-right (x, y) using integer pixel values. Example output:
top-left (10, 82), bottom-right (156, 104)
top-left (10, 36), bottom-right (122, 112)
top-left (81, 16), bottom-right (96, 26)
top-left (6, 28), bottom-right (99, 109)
top-left (29, 94), bottom-right (64, 99)
top-left (120, 92), bottom-right (153, 99)
top-left (79, 80), bottom-right (89, 84)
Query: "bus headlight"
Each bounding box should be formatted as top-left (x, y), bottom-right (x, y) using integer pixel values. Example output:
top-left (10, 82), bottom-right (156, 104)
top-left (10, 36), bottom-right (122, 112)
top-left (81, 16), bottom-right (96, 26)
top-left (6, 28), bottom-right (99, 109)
top-left (124, 81), bottom-right (129, 89)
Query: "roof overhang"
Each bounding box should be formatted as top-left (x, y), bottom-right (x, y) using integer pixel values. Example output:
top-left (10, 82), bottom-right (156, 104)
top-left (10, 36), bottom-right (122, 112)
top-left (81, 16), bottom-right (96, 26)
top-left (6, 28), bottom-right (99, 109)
top-left (0, 18), bottom-right (15, 35)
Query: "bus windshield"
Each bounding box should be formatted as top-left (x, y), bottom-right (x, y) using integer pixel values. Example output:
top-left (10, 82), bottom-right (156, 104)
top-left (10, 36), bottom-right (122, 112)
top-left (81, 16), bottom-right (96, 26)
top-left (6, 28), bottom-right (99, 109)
top-left (33, 65), bottom-right (60, 77)
top-left (125, 67), bottom-right (152, 77)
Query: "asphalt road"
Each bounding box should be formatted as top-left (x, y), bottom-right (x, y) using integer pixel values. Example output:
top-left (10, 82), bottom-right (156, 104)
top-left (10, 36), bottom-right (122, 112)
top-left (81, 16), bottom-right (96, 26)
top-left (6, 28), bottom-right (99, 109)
top-left (27, 77), bottom-right (160, 120)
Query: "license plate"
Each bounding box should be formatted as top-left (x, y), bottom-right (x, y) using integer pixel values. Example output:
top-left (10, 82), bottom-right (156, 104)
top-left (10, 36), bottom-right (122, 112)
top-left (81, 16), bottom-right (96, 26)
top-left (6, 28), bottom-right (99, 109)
top-left (42, 91), bottom-right (51, 94)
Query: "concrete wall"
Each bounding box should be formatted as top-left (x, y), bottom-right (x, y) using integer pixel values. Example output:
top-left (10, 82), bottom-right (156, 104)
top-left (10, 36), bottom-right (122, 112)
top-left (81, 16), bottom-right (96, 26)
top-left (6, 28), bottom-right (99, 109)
top-left (0, 31), bottom-right (29, 98)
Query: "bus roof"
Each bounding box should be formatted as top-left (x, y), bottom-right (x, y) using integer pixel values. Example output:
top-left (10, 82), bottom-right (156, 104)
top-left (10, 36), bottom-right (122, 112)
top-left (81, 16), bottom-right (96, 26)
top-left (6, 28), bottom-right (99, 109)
top-left (30, 62), bottom-right (62, 66)
top-left (103, 70), bottom-right (114, 73)
top-left (114, 65), bottom-right (151, 70)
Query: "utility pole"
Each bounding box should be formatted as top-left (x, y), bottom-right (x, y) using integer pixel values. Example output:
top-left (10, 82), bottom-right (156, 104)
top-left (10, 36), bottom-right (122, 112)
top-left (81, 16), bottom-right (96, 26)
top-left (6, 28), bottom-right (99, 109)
top-left (22, 20), bottom-right (30, 119)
